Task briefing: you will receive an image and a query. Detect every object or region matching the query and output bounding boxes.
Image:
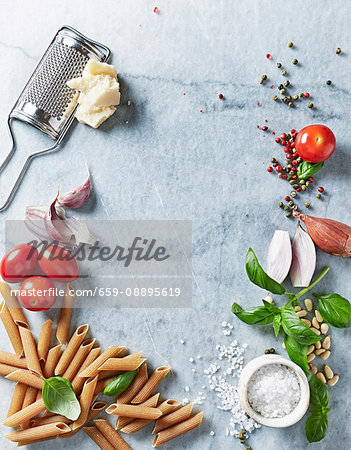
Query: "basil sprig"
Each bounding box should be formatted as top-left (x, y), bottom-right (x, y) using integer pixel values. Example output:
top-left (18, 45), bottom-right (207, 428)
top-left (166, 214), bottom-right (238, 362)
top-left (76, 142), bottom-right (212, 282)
top-left (41, 376), bottom-right (81, 420)
top-left (232, 303), bottom-right (276, 325)
top-left (103, 370), bottom-right (138, 396)
top-left (305, 376), bottom-right (331, 442)
top-left (280, 306), bottom-right (321, 345)
top-left (314, 293), bottom-right (351, 328)
top-left (282, 331), bottom-right (309, 376)
top-left (245, 248), bottom-right (285, 295)
top-left (297, 161), bottom-right (324, 180)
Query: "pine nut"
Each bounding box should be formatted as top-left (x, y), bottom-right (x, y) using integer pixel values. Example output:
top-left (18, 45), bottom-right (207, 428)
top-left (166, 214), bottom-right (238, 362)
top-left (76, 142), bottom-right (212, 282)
top-left (310, 327), bottom-right (321, 335)
top-left (315, 340), bottom-right (322, 349)
top-left (265, 295), bottom-right (273, 303)
top-left (307, 345), bottom-right (315, 355)
top-left (316, 372), bottom-right (326, 383)
top-left (282, 342), bottom-right (286, 349)
top-left (312, 317), bottom-right (320, 329)
top-left (315, 310), bottom-right (323, 323)
top-left (294, 306), bottom-right (301, 312)
top-left (301, 319), bottom-right (311, 327)
top-left (297, 310), bottom-right (307, 318)
top-left (309, 363), bottom-right (317, 375)
top-left (322, 335), bottom-right (330, 349)
top-left (327, 374), bottom-right (339, 386)
top-left (315, 348), bottom-right (326, 356)
top-left (304, 298), bottom-right (313, 312)
top-left (324, 365), bottom-right (333, 379)
top-left (307, 353), bottom-right (316, 363)
top-left (320, 350), bottom-right (331, 360)
top-left (321, 323), bottom-right (329, 335)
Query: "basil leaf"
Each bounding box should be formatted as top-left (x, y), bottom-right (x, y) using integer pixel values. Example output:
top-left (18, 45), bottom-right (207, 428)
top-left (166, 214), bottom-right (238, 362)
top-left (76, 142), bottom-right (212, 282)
top-left (305, 409), bottom-right (329, 443)
top-left (245, 248), bottom-right (285, 295)
top-left (273, 314), bottom-right (282, 337)
top-left (314, 293), bottom-right (351, 328)
top-left (41, 376), bottom-right (81, 420)
top-left (232, 303), bottom-right (275, 325)
top-left (309, 375), bottom-right (330, 407)
top-left (297, 161), bottom-right (324, 180)
top-left (262, 300), bottom-right (280, 314)
top-left (281, 306), bottom-right (321, 345)
top-left (282, 331), bottom-right (309, 376)
top-left (103, 370), bottom-right (138, 396)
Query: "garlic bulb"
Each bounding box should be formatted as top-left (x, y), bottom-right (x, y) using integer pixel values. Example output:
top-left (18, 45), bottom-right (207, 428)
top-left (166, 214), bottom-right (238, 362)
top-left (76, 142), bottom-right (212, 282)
top-left (266, 230), bottom-right (292, 284)
top-left (290, 221), bottom-right (316, 287)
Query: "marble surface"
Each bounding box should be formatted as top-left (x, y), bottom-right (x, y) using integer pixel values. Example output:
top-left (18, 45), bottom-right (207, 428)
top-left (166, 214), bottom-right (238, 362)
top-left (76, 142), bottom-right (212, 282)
top-left (1, 1), bottom-right (351, 449)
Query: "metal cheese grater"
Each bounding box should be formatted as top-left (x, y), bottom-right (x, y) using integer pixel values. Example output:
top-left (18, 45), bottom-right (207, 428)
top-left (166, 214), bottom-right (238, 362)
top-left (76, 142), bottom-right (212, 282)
top-left (0, 25), bottom-right (111, 211)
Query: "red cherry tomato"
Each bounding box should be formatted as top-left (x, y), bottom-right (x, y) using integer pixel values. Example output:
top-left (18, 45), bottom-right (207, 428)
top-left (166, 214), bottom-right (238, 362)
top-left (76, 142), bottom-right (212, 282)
top-left (18, 276), bottom-right (56, 311)
top-left (295, 125), bottom-right (336, 163)
top-left (38, 245), bottom-right (79, 283)
top-left (1, 244), bottom-right (38, 283)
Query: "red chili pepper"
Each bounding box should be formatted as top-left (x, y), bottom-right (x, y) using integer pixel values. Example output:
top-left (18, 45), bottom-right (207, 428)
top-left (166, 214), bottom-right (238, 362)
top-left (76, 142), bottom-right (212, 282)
top-left (318, 187), bottom-right (324, 192)
top-left (267, 166), bottom-right (273, 172)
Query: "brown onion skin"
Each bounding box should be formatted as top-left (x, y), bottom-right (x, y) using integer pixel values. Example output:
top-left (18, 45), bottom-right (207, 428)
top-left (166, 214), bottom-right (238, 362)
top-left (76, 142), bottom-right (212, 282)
top-left (293, 211), bottom-right (351, 257)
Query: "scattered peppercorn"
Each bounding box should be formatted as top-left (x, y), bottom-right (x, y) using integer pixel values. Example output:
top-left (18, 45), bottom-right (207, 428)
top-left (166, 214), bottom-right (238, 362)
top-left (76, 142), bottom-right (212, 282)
top-left (218, 93), bottom-right (224, 99)
top-left (326, 80), bottom-right (332, 85)
top-left (316, 193), bottom-right (321, 199)
top-left (293, 95), bottom-right (298, 100)
top-left (270, 348), bottom-right (275, 353)
top-left (299, 93), bottom-right (304, 97)
top-left (278, 84), bottom-right (284, 90)
top-left (281, 69), bottom-right (287, 76)
top-left (336, 47), bottom-right (342, 54)
top-left (292, 58), bottom-right (298, 65)
top-left (259, 80), bottom-right (263, 84)
top-left (304, 93), bottom-right (310, 98)
top-left (288, 102), bottom-right (293, 107)
top-left (304, 202), bottom-right (310, 208)
top-left (308, 102), bottom-right (313, 108)
top-left (284, 80), bottom-right (290, 87)
top-left (280, 89), bottom-right (286, 94)
top-left (261, 74), bottom-right (267, 80)
top-left (288, 42), bottom-right (293, 48)
top-left (276, 62), bottom-right (282, 68)
top-left (301, 185), bottom-right (306, 191)
top-left (288, 201), bottom-right (294, 207)
top-left (286, 212), bottom-right (292, 218)
top-left (282, 97), bottom-right (288, 103)
top-left (262, 126), bottom-right (268, 131)
top-left (272, 95), bottom-right (278, 101)
top-left (267, 167), bottom-right (273, 172)
top-left (240, 439), bottom-right (246, 444)
top-left (278, 201), bottom-right (283, 208)
top-left (275, 137), bottom-right (280, 143)
top-left (318, 187), bottom-right (324, 192)
top-left (246, 446), bottom-right (252, 450)
top-left (270, 157), bottom-right (276, 163)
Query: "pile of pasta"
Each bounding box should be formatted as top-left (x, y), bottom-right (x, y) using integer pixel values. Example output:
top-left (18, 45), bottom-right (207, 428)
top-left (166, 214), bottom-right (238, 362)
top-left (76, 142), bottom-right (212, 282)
top-left (0, 283), bottom-right (203, 448)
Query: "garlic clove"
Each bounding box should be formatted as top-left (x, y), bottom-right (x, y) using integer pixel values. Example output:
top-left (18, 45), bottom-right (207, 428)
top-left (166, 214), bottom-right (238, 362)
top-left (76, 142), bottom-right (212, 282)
top-left (25, 205), bottom-right (52, 241)
top-left (266, 230), bottom-right (292, 284)
top-left (57, 173), bottom-right (91, 209)
top-left (290, 221), bottom-right (316, 287)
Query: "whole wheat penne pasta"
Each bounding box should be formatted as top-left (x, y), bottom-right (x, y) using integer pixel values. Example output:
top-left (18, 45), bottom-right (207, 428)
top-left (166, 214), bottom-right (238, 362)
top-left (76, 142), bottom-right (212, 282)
top-left (78, 346), bottom-right (124, 378)
top-left (20, 387), bottom-right (39, 427)
top-left (117, 364), bottom-right (148, 404)
top-left (42, 344), bottom-right (62, 378)
top-left (106, 404), bottom-right (162, 420)
top-left (132, 366), bottom-right (171, 404)
top-left (56, 284), bottom-right (75, 345)
top-left (72, 347), bottom-right (101, 393)
top-left (5, 422), bottom-right (71, 442)
top-left (98, 369), bottom-right (125, 381)
top-left (72, 375), bottom-right (98, 430)
top-left (98, 356), bottom-right (146, 373)
top-left (0, 351), bottom-right (27, 368)
top-left (115, 393), bottom-right (160, 430)
top-left (94, 376), bottom-right (116, 395)
top-left (123, 399), bottom-right (181, 434)
top-left (152, 412), bottom-right (204, 447)
top-left (83, 426), bottom-right (115, 450)
top-left (94, 419), bottom-right (132, 450)
top-left (3, 398), bottom-right (46, 427)
top-left (152, 403), bottom-right (193, 434)
top-left (0, 301), bottom-right (23, 357)
top-left (0, 282), bottom-right (28, 328)
top-left (16, 436), bottom-right (57, 447)
top-left (7, 383), bottom-right (27, 417)
top-left (37, 319), bottom-right (53, 364)
top-left (62, 338), bottom-right (95, 381)
top-left (0, 362), bottom-right (21, 376)
top-left (36, 390), bottom-right (42, 401)
top-left (18, 326), bottom-right (41, 376)
top-left (55, 324), bottom-right (89, 375)
top-left (30, 414), bottom-right (71, 427)
top-left (5, 369), bottom-right (43, 390)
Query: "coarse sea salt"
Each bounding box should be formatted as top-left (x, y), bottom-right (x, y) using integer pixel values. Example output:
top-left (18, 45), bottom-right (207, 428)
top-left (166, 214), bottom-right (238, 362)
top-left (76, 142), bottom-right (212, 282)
top-left (247, 363), bottom-right (301, 418)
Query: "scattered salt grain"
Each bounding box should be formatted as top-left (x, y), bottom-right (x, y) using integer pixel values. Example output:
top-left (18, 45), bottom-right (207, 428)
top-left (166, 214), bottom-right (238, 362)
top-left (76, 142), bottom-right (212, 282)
top-left (210, 431), bottom-right (215, 436)
top-left (189, 357), bottom-right (194, 363)
top-left (184, 386), bottom-right (190, 392)
top-left (181, 398), bottom-right (189, 405)
top-left (180, 339), bottom-right (185, 344)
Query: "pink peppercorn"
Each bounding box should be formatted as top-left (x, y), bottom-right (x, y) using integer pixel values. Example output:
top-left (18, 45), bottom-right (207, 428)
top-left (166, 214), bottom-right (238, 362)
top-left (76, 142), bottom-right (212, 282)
top-left (291, 142), bottom-right (295, 148)
top-left (309, 177), bottom-right (314, 183)
top-left (291, 129), bottom-right (296, 134)
top-left (262, 126), bottom-right (268, 131)
top-left (281, 140), bottom-right (287, 146)
top-left (218, 93), bottom-right (224, 99)
top-left (304, 93), bottom-right (310, 98)
top-left (276, 165), bottom-right (282, 172)
top-left (267, 167), bottom-right (273, 172)
top-left (297, 187), bottom-right (302, 192)
top-left (275, 137), bottom-right (281, 143)
top-left (292, 160), bottom-right (298, 166)
top-left (285, 196), bottom-right (290, 201)
top-left (282, 174), bottom-right (288, 179)
top-left (280, 133), bottom-right (286, 139)
top-left (318, 187), bottom-right (324, 192)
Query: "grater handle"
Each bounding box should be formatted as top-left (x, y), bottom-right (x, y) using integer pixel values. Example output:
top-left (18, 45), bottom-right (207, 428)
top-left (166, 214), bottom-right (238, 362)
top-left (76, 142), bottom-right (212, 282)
top-left (0, 119), bottom-right (61, 212)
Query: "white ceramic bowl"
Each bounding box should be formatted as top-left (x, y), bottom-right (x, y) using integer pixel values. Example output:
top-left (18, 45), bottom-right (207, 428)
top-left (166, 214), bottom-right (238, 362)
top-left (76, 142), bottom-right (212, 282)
top-left (239, 354), bottom-right (310, 427)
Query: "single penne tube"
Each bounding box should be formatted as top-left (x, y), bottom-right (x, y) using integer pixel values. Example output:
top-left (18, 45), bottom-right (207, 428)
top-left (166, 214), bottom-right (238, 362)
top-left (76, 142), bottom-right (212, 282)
top-left (83, 426), bottom-right (115, 450)
top-left (16, 436), bottom-right (57, 447)
top-left (62, 338), bottom-right (95, 382)
top-left (5, 422), bottom-right (71, 442)
top-left (20, 386), bottom-right (38, 430)
top-left (5, 369), bottom-right (43, 390)
top-left (78, 346), bottom-right (124, 378)
top-left (18, 326), bottom-right (42, 376)
top-left (94, 419), bottom-right (132, 450)
top-left (2, 398), bottom-right (46, 428)
top-left (0, 351), bottom-right (27, 369)
top-left (152, 403), bottom-right (193, 434)
top-left (56, 284), bottom-right (75, 345)
top-left (0, 362), bottom-right (22, 377)
top-left (132, 366), bottom-right (171, 404)
top-left (0, 300), bottom-right (23, 357)
top-left (117, 364), bottom-right (148, 404)
top-left (72, 375), bottom-right (98, 430)
top-left (72, 347), bottom-right (101, 393)
top-left (152, 412), bottom-right (204, 447)
top-left (106, 404), bottom-right (162, 420)
top-left (30, 414), bottom-right (71, 427)
top-left (7, 383), bottom-right (27, 417)
top-left (42, 344), bottom-right (62, 379)
top-left (98, 356), bottom-right (146, 373)
top-left (123, 399), bottom-right (181, 435)
top-left (55, 324), bottom-right (89, 375)
top-left (37, 319), bottom-right (53, 364)
top-left (0, 282), bottom-right (28, 328)
top-left (115, 393), bottom-right (160, 430)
